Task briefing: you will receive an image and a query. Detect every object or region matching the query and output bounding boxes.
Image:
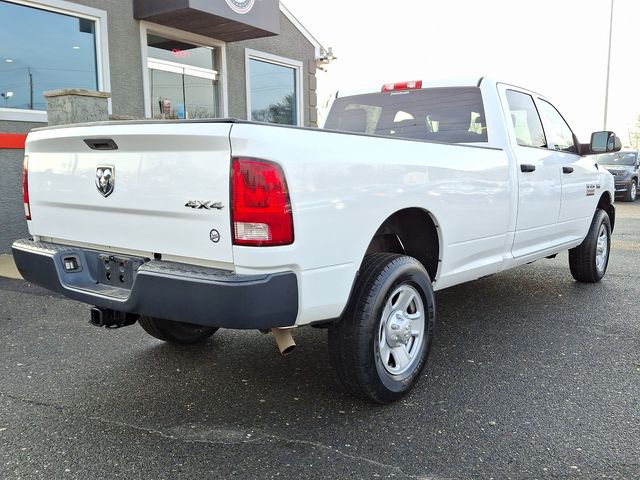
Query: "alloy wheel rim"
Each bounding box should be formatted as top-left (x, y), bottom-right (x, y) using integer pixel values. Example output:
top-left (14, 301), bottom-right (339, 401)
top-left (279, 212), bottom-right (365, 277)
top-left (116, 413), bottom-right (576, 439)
top-left (377, 284), bottom-right (425, 376)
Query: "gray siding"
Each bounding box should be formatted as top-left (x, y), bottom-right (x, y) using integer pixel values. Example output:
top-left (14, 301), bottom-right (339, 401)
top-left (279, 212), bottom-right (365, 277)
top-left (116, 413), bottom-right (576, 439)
top-left (0, 121), bottom-right (42, 252)
top-left (0, 149), bottom-right (28, 252)
top-left (73, 0), bottom-right (145, 118)
top-left (0, 120), bottom-right (45, 134)
top-left (226, 13), bottom-right (317, 126)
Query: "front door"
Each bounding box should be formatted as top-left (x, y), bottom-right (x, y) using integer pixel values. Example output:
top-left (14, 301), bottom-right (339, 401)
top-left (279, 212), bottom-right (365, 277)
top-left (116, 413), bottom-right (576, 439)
top-left (536, 98), bottom-right (598, 245)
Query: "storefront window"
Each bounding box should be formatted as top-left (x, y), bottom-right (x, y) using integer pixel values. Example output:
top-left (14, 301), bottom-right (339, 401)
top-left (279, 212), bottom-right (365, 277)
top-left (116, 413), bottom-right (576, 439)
top-left (248, 57), bottom-right (299, 125)
top-left (147, 33), bottom-right (220, 119)
top-left (0, 1), bottom-right (98, 111)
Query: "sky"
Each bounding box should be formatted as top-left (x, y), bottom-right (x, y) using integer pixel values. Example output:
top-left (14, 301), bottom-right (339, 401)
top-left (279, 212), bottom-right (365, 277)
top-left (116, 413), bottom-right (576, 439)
top-left (283, 0), bottom-right (640, 145)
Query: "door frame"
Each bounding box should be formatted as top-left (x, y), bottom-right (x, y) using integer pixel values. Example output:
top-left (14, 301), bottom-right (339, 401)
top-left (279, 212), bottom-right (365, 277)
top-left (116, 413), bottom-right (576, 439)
top-left (139, 21), bottom-right (228, 119)
top-left (244, 49), bottom-right (304, 127)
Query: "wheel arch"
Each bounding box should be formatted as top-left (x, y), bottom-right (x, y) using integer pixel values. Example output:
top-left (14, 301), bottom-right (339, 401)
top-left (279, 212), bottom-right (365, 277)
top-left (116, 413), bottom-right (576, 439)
top-left (598, 191), bottom-right (615, 232)
top-left (362, 208), bottom-right (441, 281)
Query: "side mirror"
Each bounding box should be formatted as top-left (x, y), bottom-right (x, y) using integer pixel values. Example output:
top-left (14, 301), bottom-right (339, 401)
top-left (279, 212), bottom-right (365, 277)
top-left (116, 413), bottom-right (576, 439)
top-left (590, 131), bottom-right (622, 153)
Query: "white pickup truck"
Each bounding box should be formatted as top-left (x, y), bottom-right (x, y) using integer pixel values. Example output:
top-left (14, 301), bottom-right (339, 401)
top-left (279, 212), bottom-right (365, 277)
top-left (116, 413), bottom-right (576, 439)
top-left (13, 77), bottom-right (621, 403)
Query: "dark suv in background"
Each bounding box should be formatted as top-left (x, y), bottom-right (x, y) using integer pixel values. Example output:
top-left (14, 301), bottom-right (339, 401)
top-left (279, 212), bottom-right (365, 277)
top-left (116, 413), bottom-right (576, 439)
top-left (597, 150), bottom-right (639, 202)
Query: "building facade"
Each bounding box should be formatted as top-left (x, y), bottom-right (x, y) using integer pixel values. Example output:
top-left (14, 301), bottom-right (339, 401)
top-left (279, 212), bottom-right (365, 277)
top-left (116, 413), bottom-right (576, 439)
top-left (0, 0), bottom-right (323, 252)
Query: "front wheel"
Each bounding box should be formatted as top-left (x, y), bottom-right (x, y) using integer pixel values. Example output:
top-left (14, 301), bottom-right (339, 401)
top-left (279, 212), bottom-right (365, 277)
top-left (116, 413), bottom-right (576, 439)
top-left (328, 253), bottom-right (436, 404)
top-left (139, 316), bottom-right (218, 345)
top-left (568, 209), bottom-right (611, 283)
top-left (624, 179), bottom-right (637, 202)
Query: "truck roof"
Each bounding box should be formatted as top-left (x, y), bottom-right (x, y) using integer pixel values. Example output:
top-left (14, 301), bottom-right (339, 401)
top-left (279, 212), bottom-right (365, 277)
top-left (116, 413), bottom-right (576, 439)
top-left (337, 77), bottom-right (487, 98)
top-left (337, 77), bottom-right (543, 99)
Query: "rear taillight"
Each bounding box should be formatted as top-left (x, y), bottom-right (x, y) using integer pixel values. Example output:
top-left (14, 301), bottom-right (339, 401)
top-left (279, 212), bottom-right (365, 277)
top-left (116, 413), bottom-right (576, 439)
top-left (22, 155), bottom-right (31, 220)
top-left (231, 157), bottom-right (294, 246)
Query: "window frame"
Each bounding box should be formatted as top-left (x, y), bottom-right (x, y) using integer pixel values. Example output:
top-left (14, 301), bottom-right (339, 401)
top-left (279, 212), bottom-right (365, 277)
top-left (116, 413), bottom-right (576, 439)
top-left (535, 97), bottom-right (578, 154)
top-left (0, 0), bottom-right (111, 122)
top-left (504, 89), bottom-right (547, 150)
top-left (139, 21), bottom-right (228, 119)
top-left (245, 48), bottom-right (303, 127)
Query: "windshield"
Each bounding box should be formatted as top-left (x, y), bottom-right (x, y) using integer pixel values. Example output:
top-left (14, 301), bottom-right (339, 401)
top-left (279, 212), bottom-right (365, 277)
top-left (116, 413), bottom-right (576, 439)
top-left (596, 152), bottom-right (637, 166)
top-left (324, 87), bottom-right (488, 144)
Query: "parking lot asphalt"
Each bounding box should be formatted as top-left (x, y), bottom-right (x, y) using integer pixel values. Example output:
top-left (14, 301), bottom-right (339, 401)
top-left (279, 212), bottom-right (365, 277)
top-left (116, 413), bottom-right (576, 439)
top-left (1, 203), bottom-right (639, 480)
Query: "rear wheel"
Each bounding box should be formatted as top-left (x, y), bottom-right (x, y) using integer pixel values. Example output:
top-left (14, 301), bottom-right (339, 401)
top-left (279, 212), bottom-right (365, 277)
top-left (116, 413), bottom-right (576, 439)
top-left (328, 253), bottom-right (436, 404)
top-left (624, 179), bottom-right (637, 202)
top-left (139, 316), bottom-right (218, 345)
top-left (568, 209), bottom-right (611, 283)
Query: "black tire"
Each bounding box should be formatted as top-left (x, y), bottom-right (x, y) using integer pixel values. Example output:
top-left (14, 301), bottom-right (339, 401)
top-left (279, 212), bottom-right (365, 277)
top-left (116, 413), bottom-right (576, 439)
top-left (569, 209), bottom-right (611, 283)
top-left (624, 179), bottom-right (637, 202)
top-left (328, 253), bottom-right (436, 404)
top-left (138, 316), bottom-right (218, 345)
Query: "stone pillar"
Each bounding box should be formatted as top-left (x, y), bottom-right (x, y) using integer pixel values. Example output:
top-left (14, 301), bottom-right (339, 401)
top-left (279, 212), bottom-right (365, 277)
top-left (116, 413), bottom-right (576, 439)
top-left (308, 60), bottom-right (318, 127)
top-left (44, 89), bottom-right (111, 126)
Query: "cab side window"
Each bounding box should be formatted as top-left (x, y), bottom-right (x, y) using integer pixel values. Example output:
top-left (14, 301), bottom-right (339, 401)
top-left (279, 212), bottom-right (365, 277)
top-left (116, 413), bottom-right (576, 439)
top-left (505, 90), bottom-right (546, 148)
top-left (537, 99), bottom-right (577, 153)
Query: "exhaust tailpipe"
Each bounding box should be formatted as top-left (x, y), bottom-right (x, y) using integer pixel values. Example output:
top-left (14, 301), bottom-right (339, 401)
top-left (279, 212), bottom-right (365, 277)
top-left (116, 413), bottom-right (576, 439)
top-left (272, 328), bottom-right (296, 356)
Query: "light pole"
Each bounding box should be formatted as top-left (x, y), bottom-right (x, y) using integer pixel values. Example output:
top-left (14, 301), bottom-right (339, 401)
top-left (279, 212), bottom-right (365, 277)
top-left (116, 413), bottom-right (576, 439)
top-left (603, 0), bottom-right (614, 130)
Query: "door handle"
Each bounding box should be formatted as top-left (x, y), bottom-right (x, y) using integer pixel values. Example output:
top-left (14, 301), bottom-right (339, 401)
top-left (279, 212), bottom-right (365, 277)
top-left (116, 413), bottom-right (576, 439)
top-left (563, 166), bottom-right (574, 174)
top-left (520, 164), bottom-right (536, 173)
top-left (84, 138), bottom-right (118, 150)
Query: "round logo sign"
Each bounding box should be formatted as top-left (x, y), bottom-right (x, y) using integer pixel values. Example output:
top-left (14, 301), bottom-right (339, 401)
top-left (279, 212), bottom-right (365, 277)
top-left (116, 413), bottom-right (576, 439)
top-left (225, 0), bottom-right (255, 14)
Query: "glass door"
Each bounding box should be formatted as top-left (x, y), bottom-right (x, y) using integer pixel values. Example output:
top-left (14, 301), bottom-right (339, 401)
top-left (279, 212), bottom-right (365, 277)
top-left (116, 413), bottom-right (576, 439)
top-left (184, 75), bottom-right (217, 119)
top-left (147, 33), bottom-right (220, 120)
top-left (150, 68), bottom-right (183, 119)
top-left (149, 60), bottom-right (218, 119)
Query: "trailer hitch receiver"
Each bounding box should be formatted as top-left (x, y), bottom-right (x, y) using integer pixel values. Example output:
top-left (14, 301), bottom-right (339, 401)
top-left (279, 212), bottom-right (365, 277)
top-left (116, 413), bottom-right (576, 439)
top-left (90, 307), bottom-right (138, 329)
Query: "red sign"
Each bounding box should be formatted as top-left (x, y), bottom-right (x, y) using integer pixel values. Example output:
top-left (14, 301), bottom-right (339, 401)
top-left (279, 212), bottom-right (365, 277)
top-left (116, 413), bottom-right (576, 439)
top-left (0, 133), bottom-right (27, 149)
top-left (172, 48), bottom-right (191, 59)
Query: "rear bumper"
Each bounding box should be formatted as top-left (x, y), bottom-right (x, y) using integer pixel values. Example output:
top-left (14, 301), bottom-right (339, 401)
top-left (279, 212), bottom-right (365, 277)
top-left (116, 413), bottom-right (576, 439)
top-left (11, 238), bottom-right (298, 330)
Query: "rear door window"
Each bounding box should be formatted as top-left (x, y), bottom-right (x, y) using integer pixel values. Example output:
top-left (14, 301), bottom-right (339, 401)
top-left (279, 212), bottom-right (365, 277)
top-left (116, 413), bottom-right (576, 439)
top-left (505, 90), bottom-right (546, 148)
top-left (325, 87), bottom-right (488, 144)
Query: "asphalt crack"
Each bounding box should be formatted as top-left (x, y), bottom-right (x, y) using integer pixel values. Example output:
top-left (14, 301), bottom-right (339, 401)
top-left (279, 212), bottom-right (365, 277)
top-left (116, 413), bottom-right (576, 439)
top-left (90, 416), bottom-right (419, 478)
top-left (1, 392), bottom-right (418, 478)
top-left (1, 392), bottom-right (64, 410)
top-left (264, 435), bottom-right (418, 479)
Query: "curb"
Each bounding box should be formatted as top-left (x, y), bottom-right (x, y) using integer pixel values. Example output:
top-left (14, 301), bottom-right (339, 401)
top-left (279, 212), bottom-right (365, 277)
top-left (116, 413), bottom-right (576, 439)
top-left (0, 255), bottom-right (23, 280)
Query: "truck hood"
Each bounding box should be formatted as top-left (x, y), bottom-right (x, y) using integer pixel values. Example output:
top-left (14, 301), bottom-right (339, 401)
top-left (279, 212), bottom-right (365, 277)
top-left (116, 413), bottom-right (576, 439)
top-left (602, 165), bottom-right (635, 176)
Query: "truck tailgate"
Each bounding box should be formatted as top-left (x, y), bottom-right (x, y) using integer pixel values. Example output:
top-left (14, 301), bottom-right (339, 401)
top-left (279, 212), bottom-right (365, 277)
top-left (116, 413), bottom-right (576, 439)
top-left (25, 122), bottom-right (234, 265)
